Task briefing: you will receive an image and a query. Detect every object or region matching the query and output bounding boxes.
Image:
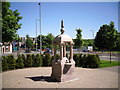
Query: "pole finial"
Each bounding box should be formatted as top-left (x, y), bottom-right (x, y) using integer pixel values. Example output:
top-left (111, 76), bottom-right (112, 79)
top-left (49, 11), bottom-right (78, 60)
top-left (60, 20), bottom-right (65, 34)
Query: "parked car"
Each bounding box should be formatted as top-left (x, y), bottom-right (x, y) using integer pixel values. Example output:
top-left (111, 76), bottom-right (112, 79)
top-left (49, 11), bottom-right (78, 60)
top-left (83, 49), bottom-right (89, 52)
top-left (44, 48), bottom-right (52, 54)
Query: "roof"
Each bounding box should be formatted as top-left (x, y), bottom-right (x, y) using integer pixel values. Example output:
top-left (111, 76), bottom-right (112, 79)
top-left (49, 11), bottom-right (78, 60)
top-left (53, 34), bottom-right (73, 43)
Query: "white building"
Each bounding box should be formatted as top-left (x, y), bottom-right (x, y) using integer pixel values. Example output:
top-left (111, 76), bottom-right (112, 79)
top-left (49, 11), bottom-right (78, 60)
top-left (2, 42), bottom-right (12, 54)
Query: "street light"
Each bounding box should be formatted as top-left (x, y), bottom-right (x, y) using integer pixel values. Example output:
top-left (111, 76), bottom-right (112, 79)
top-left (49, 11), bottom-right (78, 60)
top-left (36, 19), bottom-right (40, 52)
top-left (38, 2), bottom-right (42, 54)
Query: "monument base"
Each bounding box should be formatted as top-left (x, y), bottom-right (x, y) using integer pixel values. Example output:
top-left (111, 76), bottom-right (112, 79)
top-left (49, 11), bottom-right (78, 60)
top-left (51, 58), bottom-right (76, 82)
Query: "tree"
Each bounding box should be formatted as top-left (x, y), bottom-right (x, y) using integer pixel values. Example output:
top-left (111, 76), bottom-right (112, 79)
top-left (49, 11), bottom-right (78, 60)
top-left (46, 33), bottom-right (54, 49)
top-left (37, 35), bottom-right (46, 49)
top-left (74, 29), bottom-right (83, 49)
top-left (2, 2), bottom-right (22, 42)
top-left (26, 34), bottom-right (33, 49)
top-left (94, 21), bottom-right (117, 62)
top-left (37, 33), bottom-right (54, 49)
top-left (82, 39), bottom-right (94, 47)
top-left (115, 32), bottom-right (120, 51)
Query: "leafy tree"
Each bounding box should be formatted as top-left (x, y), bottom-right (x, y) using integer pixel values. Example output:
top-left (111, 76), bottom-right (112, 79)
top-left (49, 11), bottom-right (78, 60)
top-left (82, 39), bottom-right (94, 47)
top-left (74, 29), bottom-right (83, 49)
top-left (0, 2), bottom-right (2, 43)
top-left (94, 21), bottom-right (117, 62)
top-left (26, 34), bottom-right (33, 49)
top-left (115, 32), bottom-right (120, 51)
top-left (46, 33), bottom-right (54, 49)
top-left (37, 35), bottom-right (46, 49)
top-left (2, 2), bottom-right (22, 42)
top-left (37, 33), bottom-right (54, 49)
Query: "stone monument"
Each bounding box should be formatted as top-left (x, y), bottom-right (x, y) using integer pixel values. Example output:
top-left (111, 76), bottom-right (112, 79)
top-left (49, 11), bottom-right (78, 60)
top-left (51, 20), bottom-right (76, 82)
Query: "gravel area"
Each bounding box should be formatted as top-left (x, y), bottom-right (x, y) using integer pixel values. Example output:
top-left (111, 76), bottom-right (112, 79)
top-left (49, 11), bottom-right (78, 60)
top-left (2, 66), bottom-right (119, 88)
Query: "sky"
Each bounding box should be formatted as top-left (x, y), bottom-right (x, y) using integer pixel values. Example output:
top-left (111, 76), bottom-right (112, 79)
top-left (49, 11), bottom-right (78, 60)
top-left (10, 2), bottom-right (118, 39)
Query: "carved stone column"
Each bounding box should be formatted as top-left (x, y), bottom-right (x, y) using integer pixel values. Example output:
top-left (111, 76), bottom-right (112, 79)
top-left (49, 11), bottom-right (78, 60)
top-left (60, 43), bottom-right (64, 60)
top-left (53, 44), bottom-right (57, 61)
top-left (70, 42), bottom-right (74, 61)
top-left (63, 43), bottom-right (66, 57)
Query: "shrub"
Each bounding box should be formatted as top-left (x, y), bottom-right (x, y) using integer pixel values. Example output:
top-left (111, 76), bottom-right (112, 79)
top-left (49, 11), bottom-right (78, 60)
top-left (78, 54), bottom-right (83, 67)
top-left (41, 54), bottom-right (45, 66)
top-left (16, 55), bottom-right (24, 69)
top-left (96, 54), bottom-right (100, 62)
top-left (7, 55), bottom-right (16, 70)
top-left (82, 54), bottom-right (87, 67)
top-left (32, 54), bottom-right (36, 67)
top-left (2, 56), bottom-right (8, 71)
top-left (44, 53), bottom-right (51, 66)
top-left (73, 54), bottom-right (79, 67)
top-left (56, 54), bottom-right (60, 60)
top-left (35, 54), bottom-right (42, 67)
top-left (83, 54), bottom-right (100, 68)
top-left (25, 54), bottom-right (33, 67)
top-left (22, 54), bottom-right (26, 65)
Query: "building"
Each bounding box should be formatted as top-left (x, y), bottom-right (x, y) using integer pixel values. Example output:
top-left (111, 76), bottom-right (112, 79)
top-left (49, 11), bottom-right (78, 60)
top-left (20, 37), bottom-right (36, 48)
top-left (0, 42), bottom-right (2, 54)
top-left (2, 42), bottom-right (12, 54)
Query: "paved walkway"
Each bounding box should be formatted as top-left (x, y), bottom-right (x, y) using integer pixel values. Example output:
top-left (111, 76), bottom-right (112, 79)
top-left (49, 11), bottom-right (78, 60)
top-left (2, 66), bottom-right (119, 88)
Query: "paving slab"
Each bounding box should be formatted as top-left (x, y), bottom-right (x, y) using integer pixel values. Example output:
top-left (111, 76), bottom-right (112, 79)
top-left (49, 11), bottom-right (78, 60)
top-left (2, 66), bottom-right (119, 88)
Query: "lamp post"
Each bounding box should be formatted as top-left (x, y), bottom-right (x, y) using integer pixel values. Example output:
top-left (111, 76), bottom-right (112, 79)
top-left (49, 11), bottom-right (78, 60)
top-left (36, 19), bottom-right (40, 52)
top-left (36, 19), bottom-right (38, 52)
top-left (38, 2), bottom-right (42, 54)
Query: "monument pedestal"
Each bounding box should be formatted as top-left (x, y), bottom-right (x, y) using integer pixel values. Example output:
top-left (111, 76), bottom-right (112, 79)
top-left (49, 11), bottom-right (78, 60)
top-left (51, 57), bottom-right (75, 82)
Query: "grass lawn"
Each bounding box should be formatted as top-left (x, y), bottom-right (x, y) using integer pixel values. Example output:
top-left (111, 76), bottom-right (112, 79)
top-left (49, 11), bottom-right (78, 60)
top-left (100, 60), bottom-right (120, 68)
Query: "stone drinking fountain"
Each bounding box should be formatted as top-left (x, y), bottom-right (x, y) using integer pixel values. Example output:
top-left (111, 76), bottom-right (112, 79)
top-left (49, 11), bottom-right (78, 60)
top-left (51, 20), bottom-right (76, 82)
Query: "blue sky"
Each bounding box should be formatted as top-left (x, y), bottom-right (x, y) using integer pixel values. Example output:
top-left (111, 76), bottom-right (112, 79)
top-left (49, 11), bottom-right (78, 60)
top-left (10, 2), bottom-right (118, 39)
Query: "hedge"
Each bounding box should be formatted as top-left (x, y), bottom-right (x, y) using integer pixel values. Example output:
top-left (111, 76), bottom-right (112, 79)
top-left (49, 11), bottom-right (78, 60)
top-left (43, 53), bottom-right (51, 66)
top-left (7, 55), bottom-right (16, 70)
top-left (2, 56), bottom-right (8, 71)
top-left (24, 54), bottom-right (33, 67)
top-left (2, 53), bottom-right (101, 71)
top-left (82, 54), bottom-right (100, 68)
top-left (32, 54), bottom-right (36, 67)
top-left (22, 54), bottom-right (26, 65)
top-left (16, 55), bottom-right (24, 69)
top-left (35, 54), bottom-right (42, 67)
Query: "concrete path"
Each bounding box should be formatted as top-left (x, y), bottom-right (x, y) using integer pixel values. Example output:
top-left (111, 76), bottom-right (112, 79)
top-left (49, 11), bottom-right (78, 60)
top-left (2, 66), bottom-right (119, 88)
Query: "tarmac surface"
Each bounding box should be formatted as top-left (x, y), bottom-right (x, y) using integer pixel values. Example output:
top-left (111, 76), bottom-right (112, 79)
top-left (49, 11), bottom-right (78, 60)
top-left (2, 66), bottom-right (120, 88)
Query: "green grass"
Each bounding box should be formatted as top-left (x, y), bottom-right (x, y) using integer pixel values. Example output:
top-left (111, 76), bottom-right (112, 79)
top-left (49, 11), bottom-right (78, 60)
top-left (100, 60), bottom-right (120, 68)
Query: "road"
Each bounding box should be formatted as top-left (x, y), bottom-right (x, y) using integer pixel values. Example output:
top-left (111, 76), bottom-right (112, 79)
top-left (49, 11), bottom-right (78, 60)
top-left (2, 50), bottom-right (119, 61)
top-left (99, 55), bottom-right (119, 61)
